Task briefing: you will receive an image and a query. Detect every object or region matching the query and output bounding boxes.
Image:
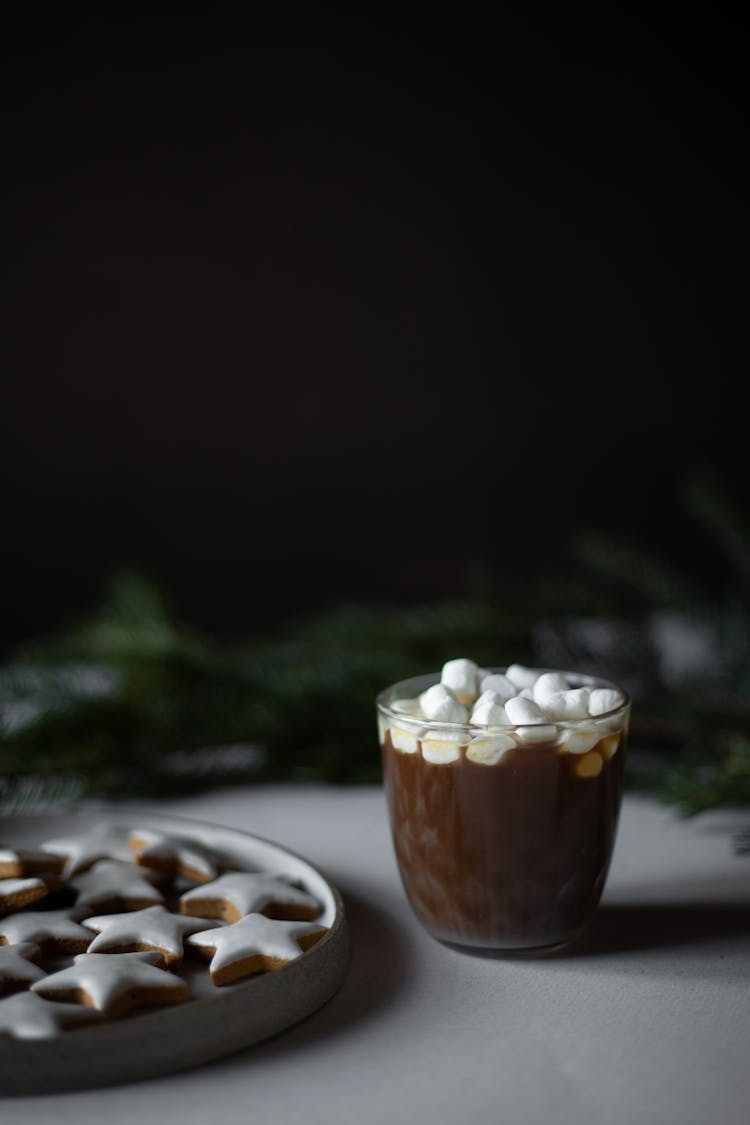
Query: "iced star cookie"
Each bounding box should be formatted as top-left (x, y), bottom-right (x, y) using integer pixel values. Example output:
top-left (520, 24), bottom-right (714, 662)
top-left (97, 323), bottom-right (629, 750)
top-left (82, 905), bottom-right (222, 968)
top-left (0, 846), bottom-right (65, 879)
top-left (0, 943), bottom-right (46, 997)
top-left (179, 871), bottom-right (321, 923)
top-left (0, 990), bottom-right (103, 1039)
top-left (187, 913), bottom-right (328, 985)
top-left (128, 828), bottom-right (220, 885)
top-left (71, 860), bottom-right (165, 913)
top-left (39, 824), bottom-right (130, 878)
top-left (0, 875), bottom-right (61, 913)
top-left (32, 951), bottom-right (189, 1018)
top-left (0, 908), bottom-right (93, 955)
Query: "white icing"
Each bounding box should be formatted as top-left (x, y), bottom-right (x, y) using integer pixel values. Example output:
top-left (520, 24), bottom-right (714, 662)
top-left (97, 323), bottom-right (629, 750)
top-left (180, 871), bottom-right (319, 920)
top-left (0, 943), bottom-right (45, 988)
top-left (0, 876), bottom-right (47, 902)
top-left (188, 913), bottom-right (326, 980)
top-left (40, 825), bottom-right (131, 877)
top-left (0, 847), bottom-right (63, 875)
top-left (128, 828), bottom-right (219, 882)
top-left (31, 951), bottom-right (188, 1013)
top-left (0, 909), bottom-right (93, 950)
top-left (0, 990), bottom-right (102, 1039)
top-left (71, 860), bottom-right (165, 910)
top-left (83, 905), bottom-right (221, 965)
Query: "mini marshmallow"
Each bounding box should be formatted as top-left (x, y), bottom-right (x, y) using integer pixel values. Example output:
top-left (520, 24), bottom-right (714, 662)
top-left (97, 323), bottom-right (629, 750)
top-left (440, 658), bottom-right (480, 706)
top-left (390, 726), bottom-right (421, 754)
top-left (588, 688), bottom-right (624, 717)
top-left (599, 733), bottom-right (621, 760)
top-left (505, 664), bottom-right (539, 690)
top-left (477, 673), bottom-right (515, 701)
top-left (504, 695), bottom-right (557, 744)
top-left (575, 751), bottom-right (603, 778)
top-left (470, 695), bottom-right (510, 727)
top-left (421, 728), bottom-right (464, 764)
top-left (540, 688), bottom-right (591, 721)
top-left (466, 733), bottom-right (515, 765)
top-left (558, 725), bottom-right (601, 755)
top-left (391, 698), bottom-right (424, 717)
top-left (532, 672), bottom-right (570, 705)
top-left (418, 683), bottom-right (470, 724)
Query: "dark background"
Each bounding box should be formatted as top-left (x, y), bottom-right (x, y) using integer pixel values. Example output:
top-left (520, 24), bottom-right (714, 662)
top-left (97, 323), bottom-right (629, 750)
top-left (2, 9), bottom-right (746, 653)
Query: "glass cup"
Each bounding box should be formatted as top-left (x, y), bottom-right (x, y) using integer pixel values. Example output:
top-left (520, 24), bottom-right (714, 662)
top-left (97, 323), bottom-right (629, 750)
top-left (377, 668), bottom-right (630, 953)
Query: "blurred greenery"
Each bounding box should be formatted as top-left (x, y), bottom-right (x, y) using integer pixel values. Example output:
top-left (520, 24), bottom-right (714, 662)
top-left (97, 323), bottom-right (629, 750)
top-left (1, 470), bottom-right (749, 851)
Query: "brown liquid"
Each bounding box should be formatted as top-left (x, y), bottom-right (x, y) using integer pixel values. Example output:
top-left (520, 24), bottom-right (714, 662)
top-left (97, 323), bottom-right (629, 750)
top-left (382, 732), bottom-right (626, 949)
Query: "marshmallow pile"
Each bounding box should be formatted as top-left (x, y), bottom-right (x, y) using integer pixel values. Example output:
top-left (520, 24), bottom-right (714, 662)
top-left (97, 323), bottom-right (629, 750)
top-left (380, 658), bottom-right (626, 772)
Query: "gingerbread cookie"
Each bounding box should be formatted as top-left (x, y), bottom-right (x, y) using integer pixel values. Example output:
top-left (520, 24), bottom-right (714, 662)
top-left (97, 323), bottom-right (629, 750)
top-left (179, 871), bottom-right (320, 923)
top-left (0, 943), bottom-right (46, 997)
top-left (71, 860), bottom-right (165, 913)
top-left (40, 825), bottom-right (130, 877)
top-left (82, 905), bottom-right (222, 968)
top-left (0, 875), bottom-right (61, 913)
top-left (0, 908), bottom-right (93, 955)
top-left (0, 846), bottom-right (65, 879)
top-left (128, 828), bottom-right (219, 885)
top-left (187, 913), bottom-right (328, 985)
top-left (0, 990), bottom-right (103, 1039)
top-left (32, 951), bottom-right (189, 1017)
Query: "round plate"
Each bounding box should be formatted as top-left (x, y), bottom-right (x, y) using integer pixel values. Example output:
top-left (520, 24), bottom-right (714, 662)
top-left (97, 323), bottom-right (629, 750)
top-left (0, 806), bottom-right (349, 1094)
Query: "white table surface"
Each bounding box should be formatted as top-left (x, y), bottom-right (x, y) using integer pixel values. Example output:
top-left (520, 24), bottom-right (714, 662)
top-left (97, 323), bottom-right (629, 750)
top-left (6, 784), bottom-right (750, 1125)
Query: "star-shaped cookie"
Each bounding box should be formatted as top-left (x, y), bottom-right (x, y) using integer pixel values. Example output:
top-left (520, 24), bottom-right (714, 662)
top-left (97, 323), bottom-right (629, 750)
top-left (0, 990), bottom-right (103, 1039)
top-left (128, 828), bottom-right (219, 885)
top-left (0, 846), bottom-right (65, 878)
top-left (82, 905), bottom-right (221, 968)
top-left (31, 951), bottom-right (189, 1017)
top-left (0, 908), bottom-right (93, 955)
top-left (0, 875), bottom-right (61, 913)
top-left (179, 871), bottom-right (320, 923)
top-left (71, 860), bottom-right (165, 913)
top-left (0, 943), bottom-right (46, 997)
top-left (187, 913), bottom-right (328, 985)
top-left (39, 825), bottom-right (130, 877)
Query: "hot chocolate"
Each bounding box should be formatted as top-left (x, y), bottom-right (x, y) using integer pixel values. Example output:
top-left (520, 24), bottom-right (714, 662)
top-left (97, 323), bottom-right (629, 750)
top-left (378, 662), bottom-right (629, 951)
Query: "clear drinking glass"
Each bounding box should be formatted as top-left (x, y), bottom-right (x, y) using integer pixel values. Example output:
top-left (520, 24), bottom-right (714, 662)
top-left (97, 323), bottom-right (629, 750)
top-left (377, 669), bottom-right (630, 953)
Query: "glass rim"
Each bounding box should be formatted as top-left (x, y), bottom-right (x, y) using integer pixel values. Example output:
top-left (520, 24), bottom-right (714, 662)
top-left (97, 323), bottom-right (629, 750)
top-left (376, 667), bottom-right (631, 731)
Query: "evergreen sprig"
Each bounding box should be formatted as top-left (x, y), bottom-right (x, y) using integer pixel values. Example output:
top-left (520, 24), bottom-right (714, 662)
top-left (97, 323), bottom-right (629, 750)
top-left (1, 469), bottom-right (749, 847)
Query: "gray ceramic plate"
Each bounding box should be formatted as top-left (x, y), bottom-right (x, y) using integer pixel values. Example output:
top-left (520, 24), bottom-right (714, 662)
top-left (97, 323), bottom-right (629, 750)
top-left (0, 806), bottom-right (349, 1094)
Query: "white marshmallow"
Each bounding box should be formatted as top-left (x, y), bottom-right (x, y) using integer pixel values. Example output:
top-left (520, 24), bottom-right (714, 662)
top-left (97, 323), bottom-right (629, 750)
top-left (540, 688), bottom-right (591, 721)
top-left (421, 728), bottom-right (464, 764)
top-left (518, 687), bottom-right (535, 700)
top-left (558, 725), bottom-right (601, 755)
top-left (505, 664), bottom-right (539, 690)
top-left (588, 688), bottom-right (624, 717)
top-left (504, 695), bottom-right (557, 743)
top-left (532, 671), bottom-right (570, 705)
top-left (466, 733), bottom-right (515, 765)
top-left (418, 683), bottom-right (470, 724)
top-left (470, 695), bottom-right (510, 727)
top-left (391, 697), bottom-right (424, 717)
top-left (377, 714), bottom-right (388, 743)
top-left (440, 658), bottom-right (480, 706)
top-left (478, 672), bottom-right (515, 701)
top-left (389, 726), bottom-right (421, 754)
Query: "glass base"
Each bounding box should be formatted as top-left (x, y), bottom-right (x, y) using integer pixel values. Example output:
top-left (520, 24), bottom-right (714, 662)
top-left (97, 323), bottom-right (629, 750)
top-left (430, 925), bottom-right (589, 959)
